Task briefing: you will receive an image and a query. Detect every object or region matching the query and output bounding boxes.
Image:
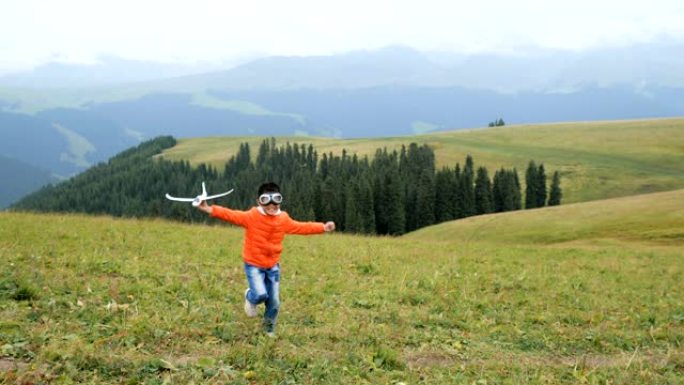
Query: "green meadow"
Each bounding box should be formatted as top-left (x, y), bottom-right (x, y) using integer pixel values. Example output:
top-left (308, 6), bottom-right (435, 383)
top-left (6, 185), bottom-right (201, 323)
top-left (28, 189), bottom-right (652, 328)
top-left (2, 189), bottom-right (683, 384)
top-left (160, 117), bottom-right (684, 204)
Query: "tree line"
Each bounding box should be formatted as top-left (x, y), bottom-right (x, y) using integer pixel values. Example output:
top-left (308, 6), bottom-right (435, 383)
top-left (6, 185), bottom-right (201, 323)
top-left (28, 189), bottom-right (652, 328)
top-left (12, 136), bottom-right (561, 235)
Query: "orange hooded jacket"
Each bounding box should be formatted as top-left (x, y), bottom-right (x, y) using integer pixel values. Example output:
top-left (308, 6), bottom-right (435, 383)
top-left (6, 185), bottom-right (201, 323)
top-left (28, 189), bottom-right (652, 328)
top-left (211, 205), bottom-right (325, 268)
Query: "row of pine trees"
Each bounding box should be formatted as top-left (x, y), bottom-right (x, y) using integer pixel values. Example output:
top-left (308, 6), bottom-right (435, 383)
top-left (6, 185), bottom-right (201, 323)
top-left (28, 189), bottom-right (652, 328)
top-left (13, 136), bottom-right (561, 235)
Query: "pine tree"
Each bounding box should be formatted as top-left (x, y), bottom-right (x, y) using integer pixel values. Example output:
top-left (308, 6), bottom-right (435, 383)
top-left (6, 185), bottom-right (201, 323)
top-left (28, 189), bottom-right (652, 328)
top-left (512, 169), bottom-right (522, 210)
top-left (434, 167), bottom-right (456, 223)
top-left (415, 169), bottom-right (436, 229)
top-left (492, 168), bottom-right (506, 212)
top-left (525, 160), bottom-right (538, 209)
top-left (461, 155), bottom-right (475, 217)
top-left (453, 164), bottom-right (465, 219)
top-left (306, 144), bottom-right (317, 172)
top-left (372, 179), bottom-right (387, 234)
top-left (536, 163), bottom-right (547, 208)
top-left (315, 177), bottom-right (336, 224)
top-left (474, 166), bottom-right (493, 215)
top-left (488, 118), bottom-right (505, 127)
top-left (400, 143), bottom-right (436, 231)
top-left (358, 175), bottom-right (376, 234)
top-left (344, 181), bottom-right (363, 233)
top-left (385, 167), bottom-right (406, 235)
top-left (492, 168), bottom-right (522, 212)
top-left (548, 171), bottom-right (562, 206)
top-left (319, 153), bottom-right (329, 180)
top-left (256, 138), bottom-right (271, 168)
top-left (371, 150), bottom-right (390, 234)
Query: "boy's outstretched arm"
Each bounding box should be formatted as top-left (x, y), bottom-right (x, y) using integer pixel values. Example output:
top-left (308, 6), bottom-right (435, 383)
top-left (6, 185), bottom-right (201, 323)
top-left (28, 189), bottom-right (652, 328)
top-left (283, 217), bottom-right (335, 234)
top-left (199, 201), bottom-right (251, 227)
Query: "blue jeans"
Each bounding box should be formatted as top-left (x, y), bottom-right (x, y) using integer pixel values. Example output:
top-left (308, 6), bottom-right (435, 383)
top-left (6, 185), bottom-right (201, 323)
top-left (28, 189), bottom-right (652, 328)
top-left (244, 262), bottom-right (280, 333)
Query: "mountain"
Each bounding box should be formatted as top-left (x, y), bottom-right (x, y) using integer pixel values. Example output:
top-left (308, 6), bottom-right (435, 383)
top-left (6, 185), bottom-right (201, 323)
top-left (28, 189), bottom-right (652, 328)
top-left (207, 85), bottom-right (684, 137)
top-left (0, 111), bottom-right (75, 176)
top-left (3, 43), bottom-right (684, 97)
top-left (6, 85), bottom-right (681, 176)
top-left (2, 44), bottom-right (684, 205)
top-left (131, 43), bottom-right (684, 92)
top-left (0, 155), bottom-right (56, 208)
top-left (0, 56), bottom-right (231, 88)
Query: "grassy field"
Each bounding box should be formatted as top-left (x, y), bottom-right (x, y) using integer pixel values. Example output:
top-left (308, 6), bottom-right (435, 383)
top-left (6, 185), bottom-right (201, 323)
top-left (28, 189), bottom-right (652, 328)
top-left (159, 117), bottom-right (684, 204)
top-left (1, 190), bottom-right (683, 384)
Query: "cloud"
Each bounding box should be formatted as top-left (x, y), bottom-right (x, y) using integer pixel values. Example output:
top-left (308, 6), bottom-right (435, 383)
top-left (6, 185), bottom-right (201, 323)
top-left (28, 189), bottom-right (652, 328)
top-left (1, 0), bottom-right (683, 72)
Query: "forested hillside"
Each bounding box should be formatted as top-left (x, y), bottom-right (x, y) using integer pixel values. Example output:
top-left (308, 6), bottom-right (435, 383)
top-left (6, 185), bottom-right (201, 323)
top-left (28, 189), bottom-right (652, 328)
top-left (12, 136), bottom-right (559, 235)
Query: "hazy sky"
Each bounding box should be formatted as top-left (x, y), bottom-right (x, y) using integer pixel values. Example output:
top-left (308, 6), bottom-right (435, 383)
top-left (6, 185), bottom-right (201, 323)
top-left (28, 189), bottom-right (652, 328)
top-left (1, 0), bottom-right (683, 74)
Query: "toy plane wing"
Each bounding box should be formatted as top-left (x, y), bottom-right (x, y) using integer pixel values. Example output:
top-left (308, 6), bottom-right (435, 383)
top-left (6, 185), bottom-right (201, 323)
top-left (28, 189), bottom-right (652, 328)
top-left (164, 194), bottom-right (196, 202)
top-left (205, 190), bottom-right (234, 200)
top-left (165, 182), bottom-right (234, 206)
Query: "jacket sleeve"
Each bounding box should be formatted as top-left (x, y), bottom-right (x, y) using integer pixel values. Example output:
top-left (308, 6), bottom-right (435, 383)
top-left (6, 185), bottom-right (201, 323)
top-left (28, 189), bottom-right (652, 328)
top-left (282, 213), bottom-right (325, 235)
top-left (210, 205), bottom-right (251, 227)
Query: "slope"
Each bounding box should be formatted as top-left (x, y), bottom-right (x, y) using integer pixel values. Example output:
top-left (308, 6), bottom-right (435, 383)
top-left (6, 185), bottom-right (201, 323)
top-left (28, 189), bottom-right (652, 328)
top-left (404, 189), bottom-right (684, 247)
top-left (160, 117), bottom-right (684, 203)
top-left (1, 188), bottom-right (682, 383)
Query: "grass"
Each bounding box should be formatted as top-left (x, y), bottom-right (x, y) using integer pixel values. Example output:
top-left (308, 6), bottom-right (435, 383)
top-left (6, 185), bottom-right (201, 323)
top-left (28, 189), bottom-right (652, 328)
top-left (405, 189), bottom-right (684, 246)
top-left (159, 117), bottom-right (684, 204)
top-left (2, 189), bottom-right (683, 384)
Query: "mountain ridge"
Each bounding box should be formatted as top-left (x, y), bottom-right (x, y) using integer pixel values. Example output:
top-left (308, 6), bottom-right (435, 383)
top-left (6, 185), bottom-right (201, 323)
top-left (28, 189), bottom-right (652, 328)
top-left (3, 43), bottom-right (684, 91)
top-left (2, 45), bottom-right (684, 207)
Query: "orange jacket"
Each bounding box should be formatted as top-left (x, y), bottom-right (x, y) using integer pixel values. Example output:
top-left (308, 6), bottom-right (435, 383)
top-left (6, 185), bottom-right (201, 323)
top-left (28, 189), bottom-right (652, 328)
top-left (211, 206), bottom-right (325, 268)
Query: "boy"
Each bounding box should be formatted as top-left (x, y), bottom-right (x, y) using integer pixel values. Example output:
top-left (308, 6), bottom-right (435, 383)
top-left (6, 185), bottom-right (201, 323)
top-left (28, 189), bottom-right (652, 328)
top-left (197, 182), bottom-right (335, 337)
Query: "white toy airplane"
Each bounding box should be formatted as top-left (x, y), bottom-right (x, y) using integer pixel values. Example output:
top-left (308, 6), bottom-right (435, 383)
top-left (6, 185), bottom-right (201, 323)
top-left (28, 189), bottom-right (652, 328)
top-left (165, 182), bottom-right (234, 207)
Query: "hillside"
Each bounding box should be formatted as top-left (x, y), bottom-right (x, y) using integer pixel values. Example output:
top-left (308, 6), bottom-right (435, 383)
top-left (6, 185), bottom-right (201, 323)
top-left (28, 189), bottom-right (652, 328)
top-left (2, 45), bottom-right (684, 196)
top-left (405, 189), bottom-right (684, 246)
top-left (1, 190), bottom-right (682, 383)
top-left (160, 117), bottom-right (684, 204)
top-left (17, 135), bottom-right (529, 236)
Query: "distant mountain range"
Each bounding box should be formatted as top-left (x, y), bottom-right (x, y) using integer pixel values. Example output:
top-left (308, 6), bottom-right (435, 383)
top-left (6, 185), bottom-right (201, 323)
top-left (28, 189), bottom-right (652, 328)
top-left (1, 43), bottom-right (684, 207)
top-left (3, 43), bottom-right (684, 90)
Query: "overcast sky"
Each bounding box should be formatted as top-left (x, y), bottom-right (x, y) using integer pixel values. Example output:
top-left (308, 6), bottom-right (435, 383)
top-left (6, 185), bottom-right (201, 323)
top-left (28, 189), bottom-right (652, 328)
top-left (1, 0), bottom-right (683, 74)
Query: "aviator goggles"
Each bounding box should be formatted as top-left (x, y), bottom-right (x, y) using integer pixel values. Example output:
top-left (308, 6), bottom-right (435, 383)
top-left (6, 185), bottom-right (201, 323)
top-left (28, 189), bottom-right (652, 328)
top-left (258, 192), bottom-right (283, 205)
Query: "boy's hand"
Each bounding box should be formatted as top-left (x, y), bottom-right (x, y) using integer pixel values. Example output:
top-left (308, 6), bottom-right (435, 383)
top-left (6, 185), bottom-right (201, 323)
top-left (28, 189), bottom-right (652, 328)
top-left (197, 200), bottom-right (212, 214)
top-left (324, 221), bottom-right (335, 232)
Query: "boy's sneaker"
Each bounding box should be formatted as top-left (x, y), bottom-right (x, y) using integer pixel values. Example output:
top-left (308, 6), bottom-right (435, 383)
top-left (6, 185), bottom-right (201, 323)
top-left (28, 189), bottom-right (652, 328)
top-left (244, 288), bottom-right (258, 317)
top-left (265, 331), bottom-right (276, 338)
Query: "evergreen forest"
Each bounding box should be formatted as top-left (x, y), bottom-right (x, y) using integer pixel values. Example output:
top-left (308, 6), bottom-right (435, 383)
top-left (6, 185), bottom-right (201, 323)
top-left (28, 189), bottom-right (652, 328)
top-left (12, 136), bottom-right (560, 235)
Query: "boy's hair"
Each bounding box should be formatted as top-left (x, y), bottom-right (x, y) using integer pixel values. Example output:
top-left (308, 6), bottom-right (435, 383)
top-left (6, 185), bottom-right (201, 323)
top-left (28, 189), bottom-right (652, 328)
top-left (258, 182), bottom-right (281, 196)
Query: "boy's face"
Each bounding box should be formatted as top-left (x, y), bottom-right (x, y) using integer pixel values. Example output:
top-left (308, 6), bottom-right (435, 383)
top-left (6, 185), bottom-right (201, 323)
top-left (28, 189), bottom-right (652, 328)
top-left (257, 192), bottom-right (282, 215)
